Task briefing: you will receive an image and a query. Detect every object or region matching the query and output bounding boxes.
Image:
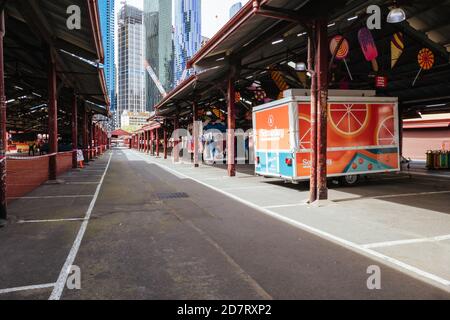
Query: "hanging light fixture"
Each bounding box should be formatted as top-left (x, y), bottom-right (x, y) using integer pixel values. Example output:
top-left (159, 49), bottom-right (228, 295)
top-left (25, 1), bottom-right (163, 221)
top-left (387, 3), bottom-right (406, 24)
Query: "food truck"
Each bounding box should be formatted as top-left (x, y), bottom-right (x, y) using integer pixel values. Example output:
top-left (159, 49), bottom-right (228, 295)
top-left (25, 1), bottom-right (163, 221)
top-left (253, 90), bottom-right (400, 185)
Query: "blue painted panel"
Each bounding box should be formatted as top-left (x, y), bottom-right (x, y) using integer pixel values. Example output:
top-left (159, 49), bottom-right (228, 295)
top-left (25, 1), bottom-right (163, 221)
top-left (279, 153), bottom-right (294, 177)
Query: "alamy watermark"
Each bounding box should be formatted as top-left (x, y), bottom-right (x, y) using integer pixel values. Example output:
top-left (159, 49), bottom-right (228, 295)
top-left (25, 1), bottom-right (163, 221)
top-left (66, 5), bottom-right (81, 30)
top-left (367, 265), bottom-right (382, 290)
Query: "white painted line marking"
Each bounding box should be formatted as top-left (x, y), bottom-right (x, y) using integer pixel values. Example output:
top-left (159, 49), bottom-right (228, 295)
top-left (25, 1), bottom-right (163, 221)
top-left (0, 283), bottom-right (55, 295)
top-left (17, 218), bottom-right (87, 224)
top-left (65, 182), bottom-right (101, 185)
top-left (263, 203), bottom-right (308, 209)
top-left (362, 234), bottom-right (450, 249)
top-left (49, 152), bottom-right (113, 300)
top-left (132, 150), bottom-right (450, 289)
top-left (408, 172), bottom-right (450, 179)
top-left (222, 185), bottom-right (274, 191)
top-left (8, 195), bottom-right (94, 200)
top-left (372, 190), bottom-right (450, 199)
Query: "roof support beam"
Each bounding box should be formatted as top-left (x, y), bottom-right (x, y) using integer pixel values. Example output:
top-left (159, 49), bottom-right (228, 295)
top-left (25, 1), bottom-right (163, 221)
top-left (0, 9), bottom-right (7, 222)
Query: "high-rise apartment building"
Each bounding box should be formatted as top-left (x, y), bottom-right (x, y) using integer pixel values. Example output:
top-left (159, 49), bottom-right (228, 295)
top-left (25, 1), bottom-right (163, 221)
top-left (117, 5), bottom-right (146, 127)
top-left (144, 0), bottom-right (174, 111)
top-left (174, 0), bottom-right (202, 84)
top-left (98, 0), bottom-right (116, 114)
top-left (230, 2), bottom-right (243, 18)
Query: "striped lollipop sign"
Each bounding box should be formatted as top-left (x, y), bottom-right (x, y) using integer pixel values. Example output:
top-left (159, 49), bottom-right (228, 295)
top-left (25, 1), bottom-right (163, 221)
top-left (330, 35), bottom-right (349, 60)
top-left (330, 35), bottom-right (353, 80)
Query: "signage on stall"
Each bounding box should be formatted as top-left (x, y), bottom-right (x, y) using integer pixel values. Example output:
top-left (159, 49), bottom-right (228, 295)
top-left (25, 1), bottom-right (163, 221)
top-left (375, 76), bottom-right (388, 88)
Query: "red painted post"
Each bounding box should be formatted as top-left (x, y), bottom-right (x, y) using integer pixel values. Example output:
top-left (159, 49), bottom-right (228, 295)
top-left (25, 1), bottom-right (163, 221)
top-left (88, 115), bottom-right (93, 160)
top-left (193, 101), bottom-right (199, 167)
top-left (316, 18), bottom-right (329, 201)
top-left (174, 116), bottom-right (180, 162)
top-left (227, 74), bottom-right (236, 177)
top-left (94, 124), bottom-right (98, 157)
top-left (148, 130), bottom-right (155, 156)
top-left (150, 130), bottom-right (154, 155)
top-left (163, 126), bottom-right (168, 160)
top-left (0, 11), bottom-right (7, 220)
top-left (48, 49), bottom-right (58, 181)
top-left (308, 32), bottom-right (318, 203)
top-left (156, 128), bottom-right (160, 157)
top-left (71, 93), bottom-right (78, 169)
top-left (82, 105), bottom-right (89, 164)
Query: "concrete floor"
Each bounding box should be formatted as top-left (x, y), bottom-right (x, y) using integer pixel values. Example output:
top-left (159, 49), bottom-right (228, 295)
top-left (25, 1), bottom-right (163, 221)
top-left (0, 148), bottom-right (449, 300)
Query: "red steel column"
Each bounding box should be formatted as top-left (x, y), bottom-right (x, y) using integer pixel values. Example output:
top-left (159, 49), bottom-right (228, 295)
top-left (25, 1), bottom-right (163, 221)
top-left (48, 49), bottom-right (58, 181)
top-left (163, 126), bottom-right (168, 159)
top-left (227, 74), bottom-right (236, 177)
top-left (71, 93), bottom-right (78, 169)
top-left (88, 115), bottom-right (93, 160)
top-left (174, 116), bottom-right (179, 162)
top-left (308, 32), bottom-right (318, 204)
top-left (82, 105), bottom-right (89, 163)
top-left (94, 124), bottom-right (98, 157)
top-left (143, 131), bottom-right (147, 153)
top-left (193, 102), bottom-right (199, 167)
top-left (316, 18), bottom-right (329, 200)
top-left (0, 11), bottom-right (7, 220)
top-left (150, 130), bottom-right (154, 155)
top-left (156, 128), bottom-right (160, 157)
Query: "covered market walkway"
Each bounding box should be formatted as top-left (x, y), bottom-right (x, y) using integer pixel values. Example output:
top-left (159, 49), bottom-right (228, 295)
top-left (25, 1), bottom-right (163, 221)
top-left (0, 148), bottom-right (449, 299)
top-left (0, 0), bottom-right (111, 224)
top-left (135, 0), bottom-right (450, 203)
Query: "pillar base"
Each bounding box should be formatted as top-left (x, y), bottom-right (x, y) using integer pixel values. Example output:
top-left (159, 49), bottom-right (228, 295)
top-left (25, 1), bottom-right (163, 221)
top-left (45, 179), bottom-right (65, 185)
top-left (309, 199), bottom-right (335, 208)
top-left (0, 219), bottom-right (7, 228)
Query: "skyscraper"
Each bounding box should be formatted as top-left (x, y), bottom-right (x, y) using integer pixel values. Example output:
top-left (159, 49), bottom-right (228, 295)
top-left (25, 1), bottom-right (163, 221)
top-left (144, 0), bottom-right (174, 111)
top-left (98, 0), bottom-right (116, 114)
top-left (117, 5), bottom-right (146, 127)
top-left (230, 2), bottom-right (242, 18)
top-left (174, 0), bottom-right (202, 84)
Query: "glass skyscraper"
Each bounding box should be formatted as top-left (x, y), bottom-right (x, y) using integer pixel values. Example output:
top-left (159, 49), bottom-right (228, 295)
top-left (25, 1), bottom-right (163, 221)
top-left (98, 0), bottom-right (116, 114)
top-left (117, 5), bottom-right (146, 127)
top-left (230, 2), bottom-right (243, 18)
top-left (144, 0), bottom-right (174, 111)
top-left (174, 0), bottom-right (202, 84)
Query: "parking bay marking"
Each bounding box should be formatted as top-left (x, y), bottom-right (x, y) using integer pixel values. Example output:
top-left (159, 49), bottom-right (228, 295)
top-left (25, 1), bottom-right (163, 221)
top-left (136, 150), bottom-right (450, 289)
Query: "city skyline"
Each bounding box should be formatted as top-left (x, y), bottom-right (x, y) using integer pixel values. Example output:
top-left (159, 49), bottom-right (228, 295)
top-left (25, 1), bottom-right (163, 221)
top-left (117, 4), bottom-right (146, 127)
top-left (144, 0), bottom-right (174, 111)
top-left (98, 0), bottom-right (116, 116)
top-left (174, 0), bottom-right (202, 84)
top-left (115, 0), bottom-right (249, 39)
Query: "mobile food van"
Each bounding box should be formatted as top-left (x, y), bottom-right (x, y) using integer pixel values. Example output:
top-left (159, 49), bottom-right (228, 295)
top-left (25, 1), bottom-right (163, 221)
top-left (253, 90), bottom-right (400, 185)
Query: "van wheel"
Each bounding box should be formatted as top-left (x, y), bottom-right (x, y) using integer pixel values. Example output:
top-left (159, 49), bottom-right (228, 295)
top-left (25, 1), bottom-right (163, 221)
top-left (340, 175), bottom-right (359, 186)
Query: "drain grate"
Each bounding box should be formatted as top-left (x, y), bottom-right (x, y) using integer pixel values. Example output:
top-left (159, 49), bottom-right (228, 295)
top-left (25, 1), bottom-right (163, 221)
top-left (155, 192), bottom-right (190, 200)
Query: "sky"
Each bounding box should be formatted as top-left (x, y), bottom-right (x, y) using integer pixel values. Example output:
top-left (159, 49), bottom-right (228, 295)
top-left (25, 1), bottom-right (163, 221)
top-left (115, 0), bottom-right (249, 38)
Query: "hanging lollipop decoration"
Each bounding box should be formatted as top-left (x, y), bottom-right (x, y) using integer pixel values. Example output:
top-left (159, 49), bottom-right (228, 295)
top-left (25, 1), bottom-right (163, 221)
top-left (412, 48), bottom-right (434, 86)
top-left (330, 35), bottom-right (353, 80)
top-left (358, 27), bottom-right (379, 72)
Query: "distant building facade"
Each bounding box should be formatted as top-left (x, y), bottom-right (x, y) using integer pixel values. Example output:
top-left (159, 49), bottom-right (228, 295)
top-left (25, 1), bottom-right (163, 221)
top-left (98, 0), bottom-right (116, 129)
top-left (144, 0), bottom-right (174, 111)
top-left (174, 0), bottom-right (202, 84)
top-left (230, 2), bottom-right (242, 18)
top-left (201, 36), bottom-right (210, 47)
top-left (121, 111), bottom-right (151, 129)
top-left (117, 5), bottom-right (146, 128)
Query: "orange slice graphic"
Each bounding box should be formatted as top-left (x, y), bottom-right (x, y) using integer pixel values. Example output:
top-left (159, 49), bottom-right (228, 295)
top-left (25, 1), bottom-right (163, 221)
top-left (299, 115), bottom-right (311, 150)
top-left (329, 104), bottom-right (369, 136)
top-left (376, 115), bottom-right (396, 146)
